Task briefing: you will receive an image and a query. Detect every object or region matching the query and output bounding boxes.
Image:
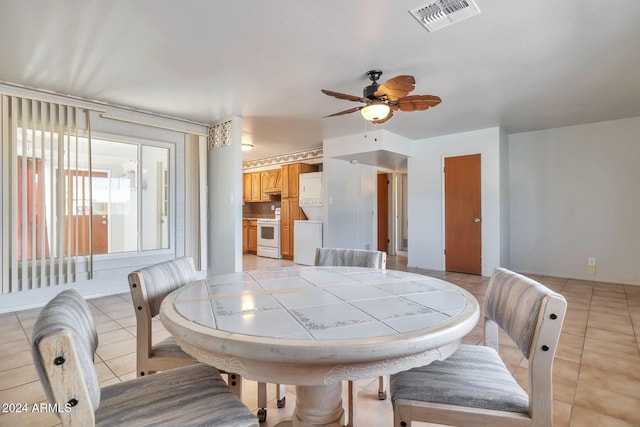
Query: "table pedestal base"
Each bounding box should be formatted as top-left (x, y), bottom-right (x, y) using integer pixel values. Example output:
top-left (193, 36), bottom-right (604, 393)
top-left (275, 382), bottom-right (344, 427)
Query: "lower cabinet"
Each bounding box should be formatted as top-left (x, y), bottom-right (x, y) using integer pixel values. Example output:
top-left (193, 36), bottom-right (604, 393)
top-left (280, 198), bottom-right (305, 259)
top-left (281, 200), bottom-right (291, 259)
top-left (243, 220), bottom-right (258, 254)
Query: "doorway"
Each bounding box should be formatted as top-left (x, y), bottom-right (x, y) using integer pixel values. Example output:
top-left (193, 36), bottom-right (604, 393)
top-left (444, 154), bottom-right (482, 274)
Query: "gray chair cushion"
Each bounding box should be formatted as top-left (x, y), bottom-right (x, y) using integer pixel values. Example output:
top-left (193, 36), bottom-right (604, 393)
top-left (315, 248), bottom-right (386, 269)
top-left (391, 345), bottom-right (529, 414)
top-left (31, 289), bottom-right (101, 411)
top-left (97, 363), bottom-right (257, 427)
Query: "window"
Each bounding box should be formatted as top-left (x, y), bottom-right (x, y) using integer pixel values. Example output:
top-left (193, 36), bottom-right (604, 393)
top-left (16, 134), bottom-right (171, 256)
top-left (141, 145), bottom-right (170, 250)
top-left (2, 95), bottom-right (178, 293)
top-left (10, 132), bottom-right (172, 291)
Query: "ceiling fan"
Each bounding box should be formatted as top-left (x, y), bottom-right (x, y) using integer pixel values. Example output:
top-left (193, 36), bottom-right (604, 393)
top-left (321, 70), bottom-right (442, 124)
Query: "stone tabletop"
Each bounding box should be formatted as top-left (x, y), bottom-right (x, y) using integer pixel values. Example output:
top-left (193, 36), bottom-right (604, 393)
top-left (171, 266), bottom-right (475, 343)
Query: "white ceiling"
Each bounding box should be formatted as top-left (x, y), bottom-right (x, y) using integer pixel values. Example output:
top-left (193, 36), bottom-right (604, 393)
top-left (1, 0), bottom-right (639, 162)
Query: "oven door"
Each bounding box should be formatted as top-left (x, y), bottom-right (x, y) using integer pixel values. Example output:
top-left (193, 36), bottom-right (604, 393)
top-left (258, 222), bottom-right (279, 248)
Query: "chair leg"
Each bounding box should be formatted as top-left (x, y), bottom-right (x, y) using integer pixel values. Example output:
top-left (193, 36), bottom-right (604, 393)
top-left (378, 375), bottom-right (388, 400)
top-left (346, 380), bottom-right (358, 427)
top-left (276, 383), bottom-right (286, 408)
top-left (394, 410), bottom-right (408, 427)
top-left (226, 372), bottom-right (243, 398)
top-left (257, 382), bottom-right (268, 423)
top-left (393, 401), bottom-right (411, 427)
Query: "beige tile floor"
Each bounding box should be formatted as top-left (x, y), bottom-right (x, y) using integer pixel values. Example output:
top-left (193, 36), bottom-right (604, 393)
top-left (1, 255), bottom-right (639, 426)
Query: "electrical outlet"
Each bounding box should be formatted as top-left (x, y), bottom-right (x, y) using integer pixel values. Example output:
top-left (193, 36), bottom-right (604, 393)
top-left (588, 257), bottom-right (596, 266)
top-left (588, 265), bottom-right (596, 275)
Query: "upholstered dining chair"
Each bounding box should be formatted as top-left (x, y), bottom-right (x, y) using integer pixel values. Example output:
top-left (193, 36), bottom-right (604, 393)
top-left (391, 267), bottom-right (567, 427)
top-left (128, 256), bottom-right (281, 422)
top-left (314, 247), bottom-right (387, 271)
top-left (314, 247), bottom-right (388, 427)
top-left (31, 289), bottom-right (259, 427)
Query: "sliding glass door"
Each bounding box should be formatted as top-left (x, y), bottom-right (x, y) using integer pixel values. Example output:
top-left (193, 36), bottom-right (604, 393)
top-left (2, 94), bottom-right (174, 293)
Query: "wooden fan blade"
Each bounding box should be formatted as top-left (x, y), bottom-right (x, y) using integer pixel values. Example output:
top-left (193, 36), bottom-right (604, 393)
top-left (373, 110), bottom-right (394, 124)
top-left (323, 106), bottom-right (364, 118)
top-left (395, 95), bottom-right (442, 112)
top-left (321, 89), bottom-right (368, 103)
top-left (374, 75), bottom-right (416, 101)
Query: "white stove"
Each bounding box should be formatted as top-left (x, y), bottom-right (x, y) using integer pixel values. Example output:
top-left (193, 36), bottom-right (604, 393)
top-left (257, 210), bottom-right (281, 259)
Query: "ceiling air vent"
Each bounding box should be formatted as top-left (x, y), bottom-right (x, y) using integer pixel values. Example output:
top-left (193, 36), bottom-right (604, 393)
top-left (409, 0), bottom-right (481, 32)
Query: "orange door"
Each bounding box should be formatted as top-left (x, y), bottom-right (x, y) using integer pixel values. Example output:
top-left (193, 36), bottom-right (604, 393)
top-left (444, 154), bottom-right (482, 274)
top-left (64, 170), bottom-right (109, 256)
top-left (16, 157), bottom-right (49, 260)
top-left (377, 173), bottom-right (389, 253)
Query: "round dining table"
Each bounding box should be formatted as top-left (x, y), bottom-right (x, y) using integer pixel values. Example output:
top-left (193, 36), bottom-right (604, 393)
top-left (160, 266), bottom-right (480, 427)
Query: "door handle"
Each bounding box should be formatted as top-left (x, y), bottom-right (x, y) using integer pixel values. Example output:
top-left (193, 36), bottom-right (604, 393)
top-left (474, 218), bottom-right (481, 223)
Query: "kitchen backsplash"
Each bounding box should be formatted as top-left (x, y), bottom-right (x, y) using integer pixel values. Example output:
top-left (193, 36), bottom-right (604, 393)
top-left (243, 201), bottom-right (281, 218)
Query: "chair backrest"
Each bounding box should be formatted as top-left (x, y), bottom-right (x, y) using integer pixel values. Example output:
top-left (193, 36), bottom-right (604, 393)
top-left (128, 256), bottom-right (198, 318)
top-left (484, 268), bottom-right (566, 358)
top-left (314, 248), bottom-right (387, 269)
top-left (31, 289), bottom-right (100, 426)
top-left (484, 268), bottom-right (567, 424)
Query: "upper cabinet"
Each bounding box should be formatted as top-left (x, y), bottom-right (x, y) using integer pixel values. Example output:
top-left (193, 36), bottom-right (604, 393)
top-left (243, 173), bottom-right (252, 202)
top-left (279, 162), bottom-right (318, 259)
top-left (243, 169), bottom-right (282, 202)
top-left (264, 169), bottom-right (281, 194)
top-left (251, 173), bottom-right (261, 201)
top-left (281, 163), bottom-right (317, 199)
top-left (260, 171), bottom-right (270, 201)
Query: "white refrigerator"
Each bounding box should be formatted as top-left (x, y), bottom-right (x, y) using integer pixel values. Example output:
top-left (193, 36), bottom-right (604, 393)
top-left (294, 220), bottom-right (323, 265)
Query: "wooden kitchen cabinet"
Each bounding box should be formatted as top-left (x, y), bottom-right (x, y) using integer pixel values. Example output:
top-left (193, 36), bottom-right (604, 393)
top-left (280, 163), bottom-right (317, 199)
top-left (242, 220), bottom-right (249, 253)
top-left (251, 173), bottom-right (261, 201)
top-left (243, 173), bottom-right (252, 202)
top-left (242, 218), bottom-right (258, 254)
top-left (281, 199), bottom-right (291, 258)
top-left (280, 196), bottom-right (308, 259)
top-left (244, 169), bottom-right (282, 202)
top-left (279, 162), bottom-right (318, 259)
top-left (248, 226), bottom-right (257, 253)
top-left (264, 169), bottom-right (281, 194)
top-left (260, 171), bottom-right (270, 201)
top-left (281, 165), bottom-right (290, 198)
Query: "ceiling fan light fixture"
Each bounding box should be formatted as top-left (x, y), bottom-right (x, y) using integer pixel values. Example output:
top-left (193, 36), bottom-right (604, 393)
top-left (241, 142), bottom-right (254, 151)
top-left (361, 102), bottom-right (390, 122)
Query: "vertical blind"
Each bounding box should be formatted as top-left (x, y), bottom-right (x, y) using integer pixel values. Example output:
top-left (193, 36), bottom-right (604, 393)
top-left (1, 95), bottom-right (93, 293)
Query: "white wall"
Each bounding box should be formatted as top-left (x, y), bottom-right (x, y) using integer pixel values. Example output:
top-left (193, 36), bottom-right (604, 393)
top-left (208, 118), bottom-right (243, 275)
top-left (323, 129), bottom-right (412, 252)
top-left (407, 127), bottom-right (506, 276)
top-left (323, 129), bottom-right (412, 159)
top-left (509, 117), bottom-right (640, 284)
top-left (324, 158), bottom-right (377, 250)
top-left (499, 128), bottom-right (510, 267)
